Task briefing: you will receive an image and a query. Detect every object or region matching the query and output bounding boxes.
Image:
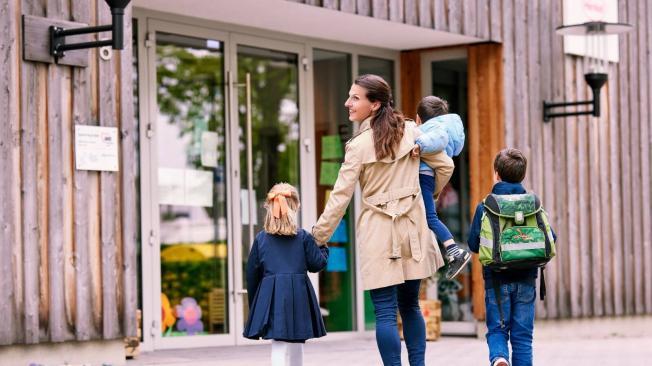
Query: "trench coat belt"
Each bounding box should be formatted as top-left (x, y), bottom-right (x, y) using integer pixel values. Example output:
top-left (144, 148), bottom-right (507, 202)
top-left (362, 186), bottom-right (423, 262)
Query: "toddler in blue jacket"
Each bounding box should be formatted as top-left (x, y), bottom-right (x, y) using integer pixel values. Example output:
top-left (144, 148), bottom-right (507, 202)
top-left (243, 183), bottom-right (329, 366)
top-left (414, 96), bottom-right (470, 279)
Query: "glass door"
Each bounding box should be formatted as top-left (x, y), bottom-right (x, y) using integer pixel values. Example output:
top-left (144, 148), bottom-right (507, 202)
top-left (146, 21), bottom-right (235, 349)
top-left (227, 35), bottom-right (308, 344)
top-left (422, 50), bottom-right (476, 335)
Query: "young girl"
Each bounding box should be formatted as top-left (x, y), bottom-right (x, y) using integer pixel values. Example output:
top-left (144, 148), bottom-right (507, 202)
top-left (243, 183), bottom-right (329, 366)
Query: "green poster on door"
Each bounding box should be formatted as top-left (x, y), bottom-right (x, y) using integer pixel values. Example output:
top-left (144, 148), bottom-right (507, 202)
top-left (321, 135), bottom-right (343, 160)
top-left (319, 161), bottom-right (341, 186)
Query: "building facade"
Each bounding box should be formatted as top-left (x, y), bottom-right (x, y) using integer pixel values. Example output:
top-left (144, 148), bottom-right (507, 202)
top-left (1, 0), bottom-right (651, 362)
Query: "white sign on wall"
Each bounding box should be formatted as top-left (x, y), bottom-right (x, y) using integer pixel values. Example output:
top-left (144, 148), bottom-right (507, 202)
top-left (74, 125), bottom-right (119, 171)
top-left (563, 0), bottom-right (620, 62)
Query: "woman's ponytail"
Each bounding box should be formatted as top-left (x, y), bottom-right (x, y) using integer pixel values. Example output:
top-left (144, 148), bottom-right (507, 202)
top-left (354, 75), bottom-right (404, 160)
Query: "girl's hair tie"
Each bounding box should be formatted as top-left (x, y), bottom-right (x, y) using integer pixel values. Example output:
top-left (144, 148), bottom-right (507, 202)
top-left (267, 190), bottom-right (293, 219)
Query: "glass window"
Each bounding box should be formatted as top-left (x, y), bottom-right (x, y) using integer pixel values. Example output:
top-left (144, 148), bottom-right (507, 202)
top-left (236, 45), bottom-right (301, 324)
top-left (155, 32), bottom-right (229, 336)
top-left (313, 49), bottom-right (357, 332)
top-left (359, 55), bottom-right (395, 93)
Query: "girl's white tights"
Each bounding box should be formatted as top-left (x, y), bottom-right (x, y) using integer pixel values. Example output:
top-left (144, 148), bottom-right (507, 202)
top-left (271, 340), bottom-right (303, 366)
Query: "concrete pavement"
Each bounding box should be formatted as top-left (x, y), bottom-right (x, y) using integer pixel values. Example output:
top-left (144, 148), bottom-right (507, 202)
top-left (128, 316), bottom-right (652, 365)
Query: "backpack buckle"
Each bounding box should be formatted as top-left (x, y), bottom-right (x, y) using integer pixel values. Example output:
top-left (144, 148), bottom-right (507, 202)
top-left (515, 211), bottom-right (524, 224)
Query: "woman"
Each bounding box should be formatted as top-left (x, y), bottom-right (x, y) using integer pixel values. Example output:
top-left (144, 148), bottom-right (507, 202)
top-left (312, 74), bottom-right (446, 365)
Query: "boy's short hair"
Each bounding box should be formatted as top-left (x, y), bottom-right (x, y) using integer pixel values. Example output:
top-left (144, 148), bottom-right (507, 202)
top-left (494, 148), bottom-right (527, 183)
top-left (417, 96), bottom-right (449, 121)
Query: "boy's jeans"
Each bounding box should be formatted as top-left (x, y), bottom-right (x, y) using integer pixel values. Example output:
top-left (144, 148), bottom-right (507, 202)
top-left (419, 173), bottom-right (453, 243)
top-left (485, 281), bottom-right (536, 366)
top-left (369, 279), bottom-right (425, 366)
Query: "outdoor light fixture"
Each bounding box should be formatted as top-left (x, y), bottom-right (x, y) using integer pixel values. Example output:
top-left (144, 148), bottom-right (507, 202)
top-left (49, 0), bottom-right (131, 63)
top-left (543, 21), bottom-right (632, 122)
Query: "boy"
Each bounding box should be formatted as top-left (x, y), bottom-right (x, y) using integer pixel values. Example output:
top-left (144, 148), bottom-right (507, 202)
top-left (467, 148), bottom-right (556, 366)
top-left (414, 96), bottom-right (470, 279)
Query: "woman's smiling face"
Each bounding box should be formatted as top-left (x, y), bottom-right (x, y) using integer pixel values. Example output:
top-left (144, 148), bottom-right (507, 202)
top-left (344, 84), bottom-right (379, 122)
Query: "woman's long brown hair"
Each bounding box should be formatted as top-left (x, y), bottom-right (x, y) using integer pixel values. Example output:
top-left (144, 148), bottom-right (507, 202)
top-left (354, 74), bottom-right (405, 160)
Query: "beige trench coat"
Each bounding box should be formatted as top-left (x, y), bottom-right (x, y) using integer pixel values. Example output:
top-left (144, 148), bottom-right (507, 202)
top-left (313, 118), bottom-right (450, 290)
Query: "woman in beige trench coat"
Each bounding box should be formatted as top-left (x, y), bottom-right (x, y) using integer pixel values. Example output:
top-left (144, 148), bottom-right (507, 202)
top-left (312, 74), bottom-right (447, 366)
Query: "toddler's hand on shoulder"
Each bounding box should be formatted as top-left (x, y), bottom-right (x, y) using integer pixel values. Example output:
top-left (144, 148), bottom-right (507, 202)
top-left (411, 144), bottom-right (421, 158)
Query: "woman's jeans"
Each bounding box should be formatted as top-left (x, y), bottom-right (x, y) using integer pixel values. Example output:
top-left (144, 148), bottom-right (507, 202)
top-left (485, 281), bottom-right (536, 366)
top-left (369, 279), bottom-right (425, 366)
top-left (419, 173), bottom-right (454, 243)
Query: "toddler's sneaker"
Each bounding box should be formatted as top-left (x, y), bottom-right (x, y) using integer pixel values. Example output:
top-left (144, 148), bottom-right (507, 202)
top-left (445, 247), bottom-right (471, 279)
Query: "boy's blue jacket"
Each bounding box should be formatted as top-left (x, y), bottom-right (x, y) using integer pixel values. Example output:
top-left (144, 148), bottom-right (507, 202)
top-left (467, 181), bottom-right (557, 288)
top-left (415, 113), bottom-right (465, 173)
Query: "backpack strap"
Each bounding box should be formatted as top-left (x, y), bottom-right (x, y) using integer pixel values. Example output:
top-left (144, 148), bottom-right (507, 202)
top-left (534, 197), bottom-right (552, 258)
top-left (483, 195), bottom-right (503, 264)
top-left (540, 267), bottom-right (546, 301)
top-left (491, 279), bottom-right (506, 328)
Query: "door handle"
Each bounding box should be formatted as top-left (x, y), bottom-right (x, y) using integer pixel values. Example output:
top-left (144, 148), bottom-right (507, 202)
top-left (244, 72), bottom-right (255, 247)
top-left (233, 72), bottom-right (255, 244)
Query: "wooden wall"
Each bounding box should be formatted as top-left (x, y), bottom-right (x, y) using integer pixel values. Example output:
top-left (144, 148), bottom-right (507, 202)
top-left (288, 0), bottom-right (498, 40)
top-left (0, 0), bottom-right (138, 345)
top-left (400, 0), bottom-right (651, 319)
top-left (498, 0), bottom-right (652, 319)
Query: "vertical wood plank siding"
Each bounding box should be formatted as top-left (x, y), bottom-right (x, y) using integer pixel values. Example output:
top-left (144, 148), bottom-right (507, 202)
top-left (0, 0), bottom-right (137, 345)
top-left (388, 0), bottom-right (652, 318)
top-left (496, 0), bottom-right (652, 318)
top-left (0, 0), bottom-right (20, 345)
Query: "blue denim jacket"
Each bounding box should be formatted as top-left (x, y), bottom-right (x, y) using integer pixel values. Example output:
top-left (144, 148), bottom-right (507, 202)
top-left (415, 113), bottom-right (465, 174)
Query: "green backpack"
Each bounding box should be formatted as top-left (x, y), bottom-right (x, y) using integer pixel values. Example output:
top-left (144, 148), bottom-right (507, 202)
top-left (478, 193), bottom-right (556, 270)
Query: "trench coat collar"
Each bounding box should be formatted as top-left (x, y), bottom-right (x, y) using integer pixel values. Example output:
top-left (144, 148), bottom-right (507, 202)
top-left (358, 116), bottom-right (373, 133)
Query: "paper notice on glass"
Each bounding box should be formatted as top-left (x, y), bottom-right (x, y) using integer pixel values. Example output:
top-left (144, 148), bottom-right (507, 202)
top-left (185, 169), bottom-right (214, 207)
top-left (326, 246), bottom-right (347, 272)
top-left (240, 189), bottom-right (258, 225)
top-left (74, 125), bottom-right (119, 171)
top-left (158, 168), bottom-right (186, 206)
top-left (321, 135), bottom-right (343, 160)
top-left (329, 220), bottom-right (348, 243)
top-left (201, 131), bottom-right (219, 168)
top-left (319, 161), bottom-right (340, 186)
top-left (158, 168), bottom-right (214, 207)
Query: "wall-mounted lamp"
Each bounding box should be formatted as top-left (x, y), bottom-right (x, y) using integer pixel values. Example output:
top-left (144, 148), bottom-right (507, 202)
top-left (543, 21), bottom-right (632, 122)
top-left (50, 0), bottom-right (131, 63)
top-left (22, 0), bottom-right (130, 67)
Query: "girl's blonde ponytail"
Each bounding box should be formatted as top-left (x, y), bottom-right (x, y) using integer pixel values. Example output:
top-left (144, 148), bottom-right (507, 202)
top-left (263, 183), bottom-right (300, 235)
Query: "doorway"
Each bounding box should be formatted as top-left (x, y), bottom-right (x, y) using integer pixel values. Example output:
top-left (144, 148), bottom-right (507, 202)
top-left (421, 49), bottom-right (476, 335)
top-left (139, 19), bottom-right (310, 349)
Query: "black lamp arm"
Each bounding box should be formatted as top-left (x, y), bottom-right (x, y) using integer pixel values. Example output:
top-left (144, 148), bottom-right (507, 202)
top-left (49, 9), bottom-right (125, 61)
top-left (543, 73), bottom-right (606, 122)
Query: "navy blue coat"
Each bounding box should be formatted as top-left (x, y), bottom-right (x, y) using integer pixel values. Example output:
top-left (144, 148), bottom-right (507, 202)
top-left (243, 229), bottom-right (329, 341)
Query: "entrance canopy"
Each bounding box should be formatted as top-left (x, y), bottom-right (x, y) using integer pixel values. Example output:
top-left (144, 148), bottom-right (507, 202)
top-left (133, 0), bottom-right (481, 50)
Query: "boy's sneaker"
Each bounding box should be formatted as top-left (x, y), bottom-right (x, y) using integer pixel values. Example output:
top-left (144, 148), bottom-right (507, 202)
top-left (492, 357), bottom-right (509, 366)
top-left (445, 247), bottom-right (471, 280)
